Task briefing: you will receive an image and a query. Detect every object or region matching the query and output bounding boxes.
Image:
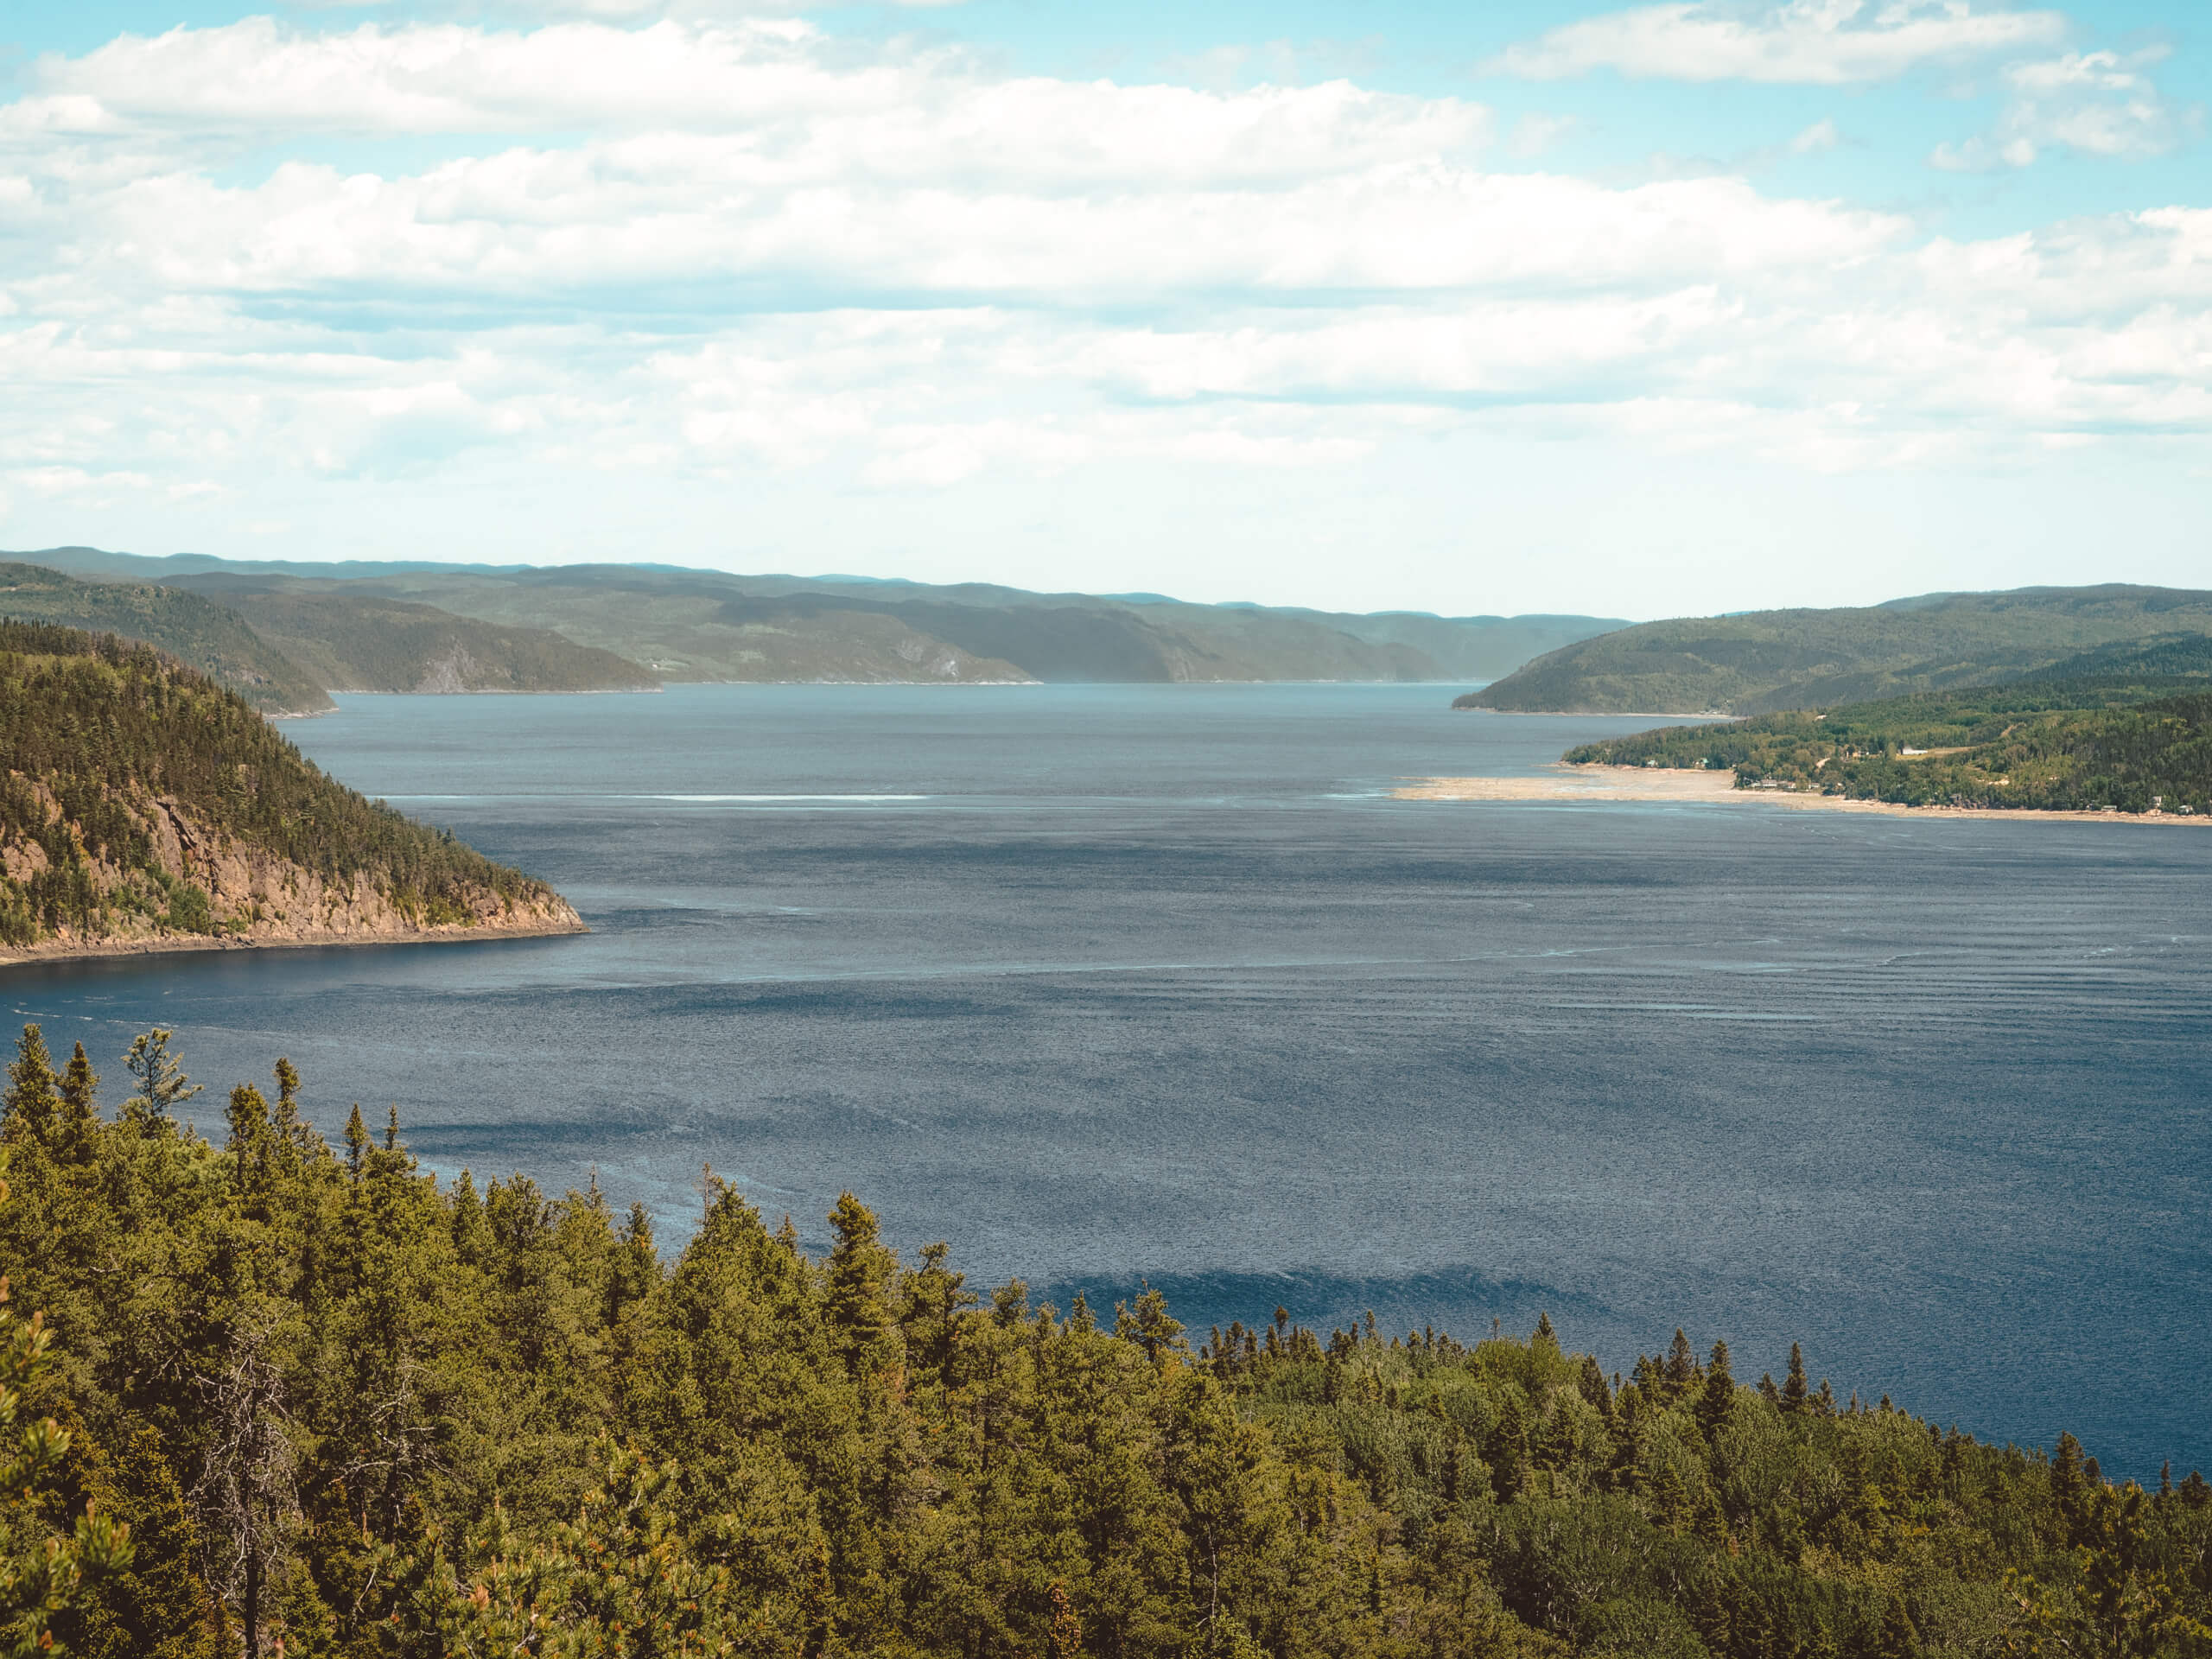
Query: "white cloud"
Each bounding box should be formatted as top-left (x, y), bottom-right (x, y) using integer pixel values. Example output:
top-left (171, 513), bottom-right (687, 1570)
top-left (1931, 48), bottom-right (2188, 169)
top-left (0, 11), bottom-right (2207, 523)
top-left (1491, 0), bottom-right (2065, 85)
top-left (1788, 118), bottom-right (1841, 154)
top-left (1507, 113), bottom-right (1577, 158)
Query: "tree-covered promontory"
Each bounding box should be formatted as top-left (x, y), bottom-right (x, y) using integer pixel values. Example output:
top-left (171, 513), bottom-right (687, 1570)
top-left (3, 1025), bottom-right (2206, 1657)
top-left (1561, 641), bottom-right (2212, 815)
top-left (0, 622), bottom-right (579, 952)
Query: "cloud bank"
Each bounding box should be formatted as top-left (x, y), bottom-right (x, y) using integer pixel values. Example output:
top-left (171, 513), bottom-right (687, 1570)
top-left (1489, 0), bottom-right (2066, 86)
top-left (2, 15), bottom-right (2208, 535)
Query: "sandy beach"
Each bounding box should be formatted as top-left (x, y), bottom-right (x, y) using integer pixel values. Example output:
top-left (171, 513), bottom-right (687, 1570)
top-left (1395, 765), bottom-right (2211, 825)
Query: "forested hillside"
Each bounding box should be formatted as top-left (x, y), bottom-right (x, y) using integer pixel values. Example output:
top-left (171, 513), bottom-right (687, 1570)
top-left (3, 1025), bottom-right (2205, 1658)
top-left (1460, 587), bottom-right (2212, 715)
top-left (1562, 641), bottom-right (2212, 814)
top-left (21, 549), bottom-right (1625, 685)
top-left (193, 587), bottom-right (659, 695)
top-left (0, 563), bottom-right (328, 715)
top-left (0, 623), bottom-right (579, 953)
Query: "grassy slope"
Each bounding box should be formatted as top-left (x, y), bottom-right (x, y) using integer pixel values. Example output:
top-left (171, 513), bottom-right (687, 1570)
top-left (1560, 637), bottom-right (2212, 814)
top-left (1461, 586), bottom-right (2212, 715)
top-left (0, 622), bottom-right (567, 946)
top-left (0, 563), bottom-right (329, 715)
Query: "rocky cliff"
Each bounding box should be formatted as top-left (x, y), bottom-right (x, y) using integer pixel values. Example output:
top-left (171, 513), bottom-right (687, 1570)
top-left (0, 622), bottom-right (582, 961)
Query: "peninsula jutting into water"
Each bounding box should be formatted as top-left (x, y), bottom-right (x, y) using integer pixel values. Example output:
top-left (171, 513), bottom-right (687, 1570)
top-left (0, 622), bottom-right (579, 962)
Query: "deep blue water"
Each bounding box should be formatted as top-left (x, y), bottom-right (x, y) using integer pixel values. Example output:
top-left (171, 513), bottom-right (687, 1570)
top-left (7, 683), bottom-right (2209, 1476)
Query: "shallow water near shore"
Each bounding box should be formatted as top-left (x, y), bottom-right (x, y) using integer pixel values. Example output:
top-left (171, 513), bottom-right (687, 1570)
top-left (8, 683), bottom-right (2209, 1477)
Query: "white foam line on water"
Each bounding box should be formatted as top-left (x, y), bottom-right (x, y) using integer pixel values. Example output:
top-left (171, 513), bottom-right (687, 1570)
top-left (635, 793), bottom-right (931, 803)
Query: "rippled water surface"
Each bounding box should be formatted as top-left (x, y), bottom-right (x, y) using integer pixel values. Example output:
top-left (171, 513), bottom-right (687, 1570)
top-left (8, 684), bottom-right (2209, 1475)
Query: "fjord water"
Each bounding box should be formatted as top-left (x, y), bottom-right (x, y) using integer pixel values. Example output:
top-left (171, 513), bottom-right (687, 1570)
top-left (10, 683), bottom-right (2209, 1475)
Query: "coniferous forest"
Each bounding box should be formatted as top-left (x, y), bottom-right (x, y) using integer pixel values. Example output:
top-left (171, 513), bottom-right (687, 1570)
top-left (0, 1026), bottom-right (2206, 1658)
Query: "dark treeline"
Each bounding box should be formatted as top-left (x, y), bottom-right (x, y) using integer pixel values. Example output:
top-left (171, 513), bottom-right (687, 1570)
top-left (2, 1025), bottom-right (2208, 1657)
top-left (0, 624), bottom-right (554, 944)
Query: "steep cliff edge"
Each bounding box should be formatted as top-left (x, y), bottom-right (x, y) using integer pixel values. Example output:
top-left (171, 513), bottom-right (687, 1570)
top-left (0, 622), bottom-right (582, 961)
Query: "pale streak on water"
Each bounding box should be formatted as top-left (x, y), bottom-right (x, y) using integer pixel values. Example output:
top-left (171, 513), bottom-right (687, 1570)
top-left (7, 684), bottom-right (2209, 1475)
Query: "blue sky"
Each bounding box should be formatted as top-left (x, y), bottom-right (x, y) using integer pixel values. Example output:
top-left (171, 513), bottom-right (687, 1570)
top-left (1, 0), bottom-right (2205, 616)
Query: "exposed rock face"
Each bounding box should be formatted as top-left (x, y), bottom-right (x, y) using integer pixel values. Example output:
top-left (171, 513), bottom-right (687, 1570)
top-left (1, 773), bottom-right (582, 962)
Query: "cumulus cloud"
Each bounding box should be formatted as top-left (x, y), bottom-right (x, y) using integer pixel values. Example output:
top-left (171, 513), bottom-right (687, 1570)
top-left (0, 11), bottom-right (2206, 518)
top-left (1490, 0), bottom-right (2065, 85)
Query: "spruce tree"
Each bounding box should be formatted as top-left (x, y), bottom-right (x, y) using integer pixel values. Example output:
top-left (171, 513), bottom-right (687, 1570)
top-left (344, 1104), bottom-right (368, 1182)
top-left (1783, 1344), bottom-right (1809, 1414)
top-left (2052, 1432), bottom-right (2088, 1541)
top-left (1576, 1353), bottom-right (1614, 1419)
top-left (824, 1192), bottom-right (897, 1378)
top-left (1697, 1340), bottom-right (1735, 1442)
top-left (55, 1046), bottom-right (98, 1163)
top-left (3, 1026), bottom-right (60, 1147)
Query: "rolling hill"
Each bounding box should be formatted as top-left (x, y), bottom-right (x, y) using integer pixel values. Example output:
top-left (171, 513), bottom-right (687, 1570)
top-left (180, 583), bottom-right (661, 694)
top-left (20, 548), bottom-right (1624, 684)
top-left (1458, 585), bottom-right (2212, 715)
top-left (0, 562), bottom-right (330, 715)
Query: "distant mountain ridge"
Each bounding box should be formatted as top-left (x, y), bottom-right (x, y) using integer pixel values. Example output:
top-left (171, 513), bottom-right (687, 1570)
top-left (1457, 585), bottom-right (2212, 715)
top-left (181, 583), bottom-right (662, 695)
top-left (0, 561), bottom-right (330, 715)
top-left (18, 548), bottom-right (1625, 686)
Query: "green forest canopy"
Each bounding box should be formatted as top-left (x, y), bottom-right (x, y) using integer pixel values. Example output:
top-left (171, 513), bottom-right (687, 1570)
top-left (1560, 639), bottom-right (2212, 814)
top-left (2, 1025), bottom-right (2205, 1657)
top-left (0, 623), bottom-right (557, 945)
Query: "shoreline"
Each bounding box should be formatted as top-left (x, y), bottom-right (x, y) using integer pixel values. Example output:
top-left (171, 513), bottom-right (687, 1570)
top-left (0, 916), bottom-right (588, 969)
top-left (1396, 765), bottom-right (2211, 825)
top-left (1452, 707), bottom-right (1730, 719)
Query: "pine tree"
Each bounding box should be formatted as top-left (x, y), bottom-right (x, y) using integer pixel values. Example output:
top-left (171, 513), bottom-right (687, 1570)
top-left (1664, 1329), bottom-right (1700, 1400)
top-left (824, 1191), bottom-right (898, 1378)
top-left (1782, 1343), bottom-right (1809, 1414)
top-left (3, 1026), bottom-right (60, 1147)
top-left (55, 1045), bottom-right (99, 1163)
top-left (344, 1104), bottom-right (368, 1182)
top-left (1697, 1340), bottom-right (1735, 1442)
top-left (121, 1028), bottom-right (200, 1125)
top-left (1576, 1353), bottom-right (1614, 1419)
top-left (224, 1084), bottom-right (272, 1202)
top-left (1489, 1393), bottom-right (1529, 1502)
top-left (2051, 1432), bottom-right (2088, 1542)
